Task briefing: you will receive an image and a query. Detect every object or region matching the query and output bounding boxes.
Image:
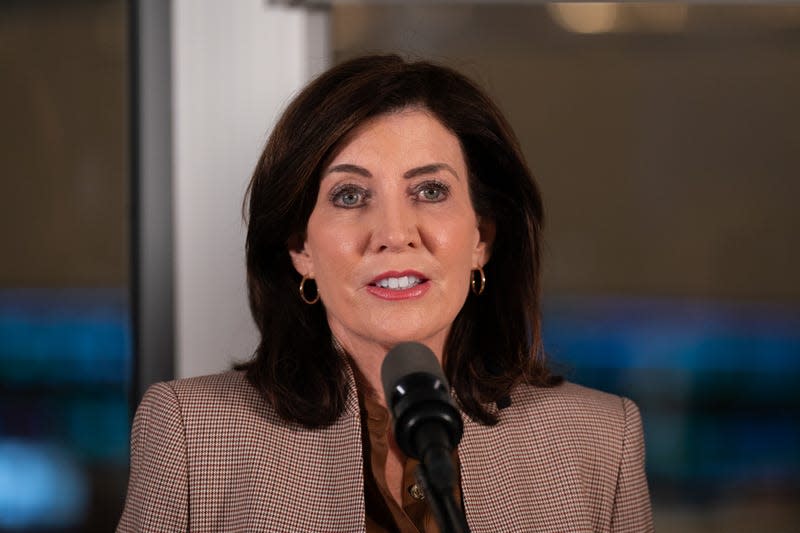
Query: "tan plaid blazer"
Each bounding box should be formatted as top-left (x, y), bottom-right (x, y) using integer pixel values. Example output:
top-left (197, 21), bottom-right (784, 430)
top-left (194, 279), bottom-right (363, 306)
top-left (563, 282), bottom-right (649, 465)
top-left (118, 370), bottom-right (653, 532)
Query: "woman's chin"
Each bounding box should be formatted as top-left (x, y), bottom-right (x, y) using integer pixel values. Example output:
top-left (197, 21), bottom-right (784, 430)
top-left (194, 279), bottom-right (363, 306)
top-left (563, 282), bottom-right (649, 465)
top-left (327, 311), bottom-right (452, 357)
top-left (367, 326), bottom-right (448, 354)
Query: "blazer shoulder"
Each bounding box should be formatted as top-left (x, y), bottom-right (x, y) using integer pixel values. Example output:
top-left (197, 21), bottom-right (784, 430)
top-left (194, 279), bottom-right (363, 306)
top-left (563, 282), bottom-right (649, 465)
top-left (507, 381), bottom-right (643, 454)
top-left (513, 380), bottom-right (636, 420)
top-left (164, 370), bottom-right (258, 402)
top-left (151, 370), bottom-right (279, 426)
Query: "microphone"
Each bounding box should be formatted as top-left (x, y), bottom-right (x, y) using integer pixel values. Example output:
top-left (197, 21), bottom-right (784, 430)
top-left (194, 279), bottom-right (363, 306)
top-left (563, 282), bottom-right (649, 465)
top-left (380, 341), bottom-right (463, 462)
top-left (381, 342), bottom-right (470, 533)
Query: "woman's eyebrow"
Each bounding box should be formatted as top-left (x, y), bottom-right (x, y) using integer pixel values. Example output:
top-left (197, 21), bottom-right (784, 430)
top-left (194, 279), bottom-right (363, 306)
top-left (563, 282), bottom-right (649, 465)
top-left (404, 163), bottom-right (459, 180)
top-left (325, 162), bottom-right (459, 180)
top-left (325, 163), bottom-right (372, 178)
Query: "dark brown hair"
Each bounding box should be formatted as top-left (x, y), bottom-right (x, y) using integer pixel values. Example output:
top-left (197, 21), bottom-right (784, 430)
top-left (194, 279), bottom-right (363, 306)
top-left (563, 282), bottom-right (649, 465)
top-left (239, 54), bottom-right (560, 428)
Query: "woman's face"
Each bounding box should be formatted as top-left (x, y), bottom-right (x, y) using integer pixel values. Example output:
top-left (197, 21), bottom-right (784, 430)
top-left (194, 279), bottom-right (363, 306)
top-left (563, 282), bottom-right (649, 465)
top-left (290, 108), bottom-right (492, 359)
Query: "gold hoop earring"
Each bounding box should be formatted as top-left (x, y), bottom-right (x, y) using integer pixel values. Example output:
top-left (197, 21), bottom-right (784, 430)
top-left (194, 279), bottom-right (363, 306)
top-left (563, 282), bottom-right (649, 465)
top-left (471, 267), bottom-right (486, 296)
top-left (299, 275), bottom-right (320, 305)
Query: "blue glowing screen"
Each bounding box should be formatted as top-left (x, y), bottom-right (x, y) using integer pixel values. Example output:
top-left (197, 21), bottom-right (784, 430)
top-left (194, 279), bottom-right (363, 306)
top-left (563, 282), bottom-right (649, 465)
top-left (0, 288), bottom-right (131, 530)
top-left (542, 296), bottom-right (800, 501)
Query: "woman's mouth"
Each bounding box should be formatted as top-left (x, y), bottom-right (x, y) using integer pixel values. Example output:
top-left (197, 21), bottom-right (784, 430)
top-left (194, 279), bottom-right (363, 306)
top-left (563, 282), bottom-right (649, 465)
top-left (367, 271), bottom-right (430, 300)
top-left (373, 275), bottom-right (422, 290)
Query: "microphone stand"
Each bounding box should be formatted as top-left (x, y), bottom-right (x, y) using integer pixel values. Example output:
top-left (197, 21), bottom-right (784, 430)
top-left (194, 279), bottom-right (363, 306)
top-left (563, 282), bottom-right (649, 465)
top-left (413, 422), bottom-right (471, 533)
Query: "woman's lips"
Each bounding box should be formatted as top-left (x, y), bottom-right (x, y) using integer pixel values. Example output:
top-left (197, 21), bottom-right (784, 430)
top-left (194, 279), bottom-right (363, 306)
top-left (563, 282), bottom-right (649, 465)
top-left (367, 270), bottom-right (430, 300)
top-left (366, 281), bottom-right (430, 301)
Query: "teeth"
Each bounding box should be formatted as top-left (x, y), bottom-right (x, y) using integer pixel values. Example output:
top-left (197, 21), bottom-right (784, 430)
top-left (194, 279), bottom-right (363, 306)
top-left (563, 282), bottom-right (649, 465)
top-left (376, 275), bottom-right (420, 290)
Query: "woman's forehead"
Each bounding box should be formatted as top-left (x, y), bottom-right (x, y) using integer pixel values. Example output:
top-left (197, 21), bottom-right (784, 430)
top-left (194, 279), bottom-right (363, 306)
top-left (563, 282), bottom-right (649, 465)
top-left (324, 108), bottom-right (465, 173)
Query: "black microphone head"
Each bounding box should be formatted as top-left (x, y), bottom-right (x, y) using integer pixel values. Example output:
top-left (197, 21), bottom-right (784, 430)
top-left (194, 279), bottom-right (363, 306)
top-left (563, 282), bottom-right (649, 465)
top-left (381, 342), bottom-right (462, 459)
top-left (381, 341), bottom-right (447, 397)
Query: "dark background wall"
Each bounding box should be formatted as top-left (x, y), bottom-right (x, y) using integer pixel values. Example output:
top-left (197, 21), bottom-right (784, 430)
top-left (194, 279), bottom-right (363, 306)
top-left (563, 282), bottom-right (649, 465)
top-left (0, 0), bottom-right (129, 287)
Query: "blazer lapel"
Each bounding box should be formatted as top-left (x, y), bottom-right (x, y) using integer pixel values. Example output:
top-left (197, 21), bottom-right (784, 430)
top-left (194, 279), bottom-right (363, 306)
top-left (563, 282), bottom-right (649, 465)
top-left (262, 366), bottom-right (367, 532)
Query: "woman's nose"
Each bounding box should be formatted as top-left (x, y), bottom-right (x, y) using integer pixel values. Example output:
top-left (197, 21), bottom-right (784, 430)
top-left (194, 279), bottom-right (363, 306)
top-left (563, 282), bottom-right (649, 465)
top-left (369, 199), bottom-right (421, 253)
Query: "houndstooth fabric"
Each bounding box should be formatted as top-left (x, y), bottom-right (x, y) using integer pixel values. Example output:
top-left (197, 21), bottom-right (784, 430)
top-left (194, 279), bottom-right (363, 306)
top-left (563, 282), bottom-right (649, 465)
top-left (117, 370), bottom-right (653, 532)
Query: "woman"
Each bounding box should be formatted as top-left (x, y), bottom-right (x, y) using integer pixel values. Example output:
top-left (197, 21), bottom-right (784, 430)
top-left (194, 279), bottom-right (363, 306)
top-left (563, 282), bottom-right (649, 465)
top-left (118, 55), bottom-right (653, 532)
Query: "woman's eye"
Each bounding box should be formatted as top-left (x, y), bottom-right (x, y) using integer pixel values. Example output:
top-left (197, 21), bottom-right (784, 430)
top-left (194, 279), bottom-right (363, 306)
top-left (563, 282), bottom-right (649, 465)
top-left (415, 181), bottom-right (449, 202)
top-left (330, 185), bottom-right (368, 208)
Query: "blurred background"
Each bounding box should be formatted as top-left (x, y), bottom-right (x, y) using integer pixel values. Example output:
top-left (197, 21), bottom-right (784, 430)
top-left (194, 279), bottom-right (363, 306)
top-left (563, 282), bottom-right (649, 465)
top-left (1, 1), bottom-right (798, 531)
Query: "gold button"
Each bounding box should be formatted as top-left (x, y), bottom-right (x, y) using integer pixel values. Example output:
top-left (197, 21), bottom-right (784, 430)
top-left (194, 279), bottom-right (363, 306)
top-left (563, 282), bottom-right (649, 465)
top-left (408, 483), bottom-right (426, 501)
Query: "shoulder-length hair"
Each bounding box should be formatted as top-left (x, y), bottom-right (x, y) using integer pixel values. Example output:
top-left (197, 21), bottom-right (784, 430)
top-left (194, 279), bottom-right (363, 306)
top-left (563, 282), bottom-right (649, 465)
top-left (239, 54), bottom-right (560, 428)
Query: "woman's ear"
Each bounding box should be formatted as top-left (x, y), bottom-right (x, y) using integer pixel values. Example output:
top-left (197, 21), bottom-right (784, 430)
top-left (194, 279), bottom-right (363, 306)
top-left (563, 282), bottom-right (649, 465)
top-left (287, 234), bottom-right (314, 277)
top-left (474, 217), bottom-right (496, 267)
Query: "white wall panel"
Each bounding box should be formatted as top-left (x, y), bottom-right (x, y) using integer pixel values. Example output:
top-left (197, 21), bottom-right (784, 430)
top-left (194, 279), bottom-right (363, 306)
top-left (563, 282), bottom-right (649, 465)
top-left (173, 0), bottom-right (329, 377)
